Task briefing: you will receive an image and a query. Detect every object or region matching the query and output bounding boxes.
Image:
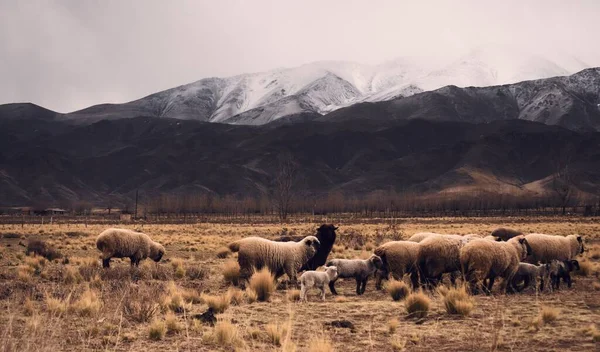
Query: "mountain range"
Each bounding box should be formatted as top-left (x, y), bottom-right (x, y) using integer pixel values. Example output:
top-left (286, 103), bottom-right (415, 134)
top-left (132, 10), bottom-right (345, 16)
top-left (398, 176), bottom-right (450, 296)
top-left (19, 46), bottom-right (592, 126)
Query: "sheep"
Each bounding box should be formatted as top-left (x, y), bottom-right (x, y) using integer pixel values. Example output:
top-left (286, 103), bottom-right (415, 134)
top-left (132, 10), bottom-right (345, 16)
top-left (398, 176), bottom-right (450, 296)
top-left (416, 234), bottom-right (479, 288)
top-left (227, 236), bottom-right (320, 283)
top-left (299, 266), bottom-right (338, 301)
top-left (484, 235), bottom-right (501, 242)
top-left (19, 239), bottom-right (63, 261)
top-left (509, 263), bottom-right (549, 293)
top-left (276, 224), bottom-right (338, 271)
top-left (326, 255), bottom-right (383, 295)
top-left (491, 228), bottom-right (523, 242)
top-left (373, 241), bottom-right (420, 289)
top-left (548, 259), bottom-right (580, 290)
top-left (96, 228), bottom-right (165, 268)
top-left (523, 233), bottom-right (585, 264)
top-left (459, 237), bottom-right (531, 294)
top-left (407, 232), bottom-right (443, 243)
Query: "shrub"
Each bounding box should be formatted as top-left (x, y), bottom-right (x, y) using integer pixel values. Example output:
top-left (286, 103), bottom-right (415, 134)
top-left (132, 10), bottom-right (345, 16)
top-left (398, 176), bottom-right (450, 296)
top-left (249, 268), bottom-right (276, 302)
top-left (388, 318), bottom-right (400, 334)
top-left (405, 291), bottom-right (431, 319)
top-left (62, 266), bottom-right (83, 284)
top-left (540, 306), bottom-right (560, 325)
top-left (171, 258), bottom-right (186, 279)
top-left (216, 247), bottom-right (231, 258)
top-left (165, 312), bottom-right (182, 334)
top-left (442, 286), bottom-right (474, 316)
top-left (213, 321), bottom-right (240, 346)
top-left (227, 287), bottom-right (244, 305)
top-left (70, 288), bottom-right (102, 316)
top-left (185, 266), bottom-right (207, 280)
top-left (122, 285), bottom-right (161, 323)
top-left (387, 280), bottom-right (410, 301)
top-left (286, 289), bottom-right (301, 302)
top-left (222, 260), bottom-right (241, 286)
top-left (308, 335), bottom-right (334, 352)
top-left (575, 260), bottom-right (593, 276)
top-left (148, 319), bottom-right (166, 340)
top-left (390, 336), bottom-right (407, 351)
top-left (46, 295), bottom-right (69, 314)
top-left (23, 297), bottom-right (35, 316)
top-left (246, 288), bottom-right (258, 304)
top-left (202, 292), bottom-right (231, 314)
top-left (265, 323), bottom-right (287, 346)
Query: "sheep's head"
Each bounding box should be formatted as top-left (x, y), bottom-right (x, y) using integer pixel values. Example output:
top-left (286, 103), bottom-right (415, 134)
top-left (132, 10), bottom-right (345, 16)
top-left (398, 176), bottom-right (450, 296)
top-left (517, 238), bottom-right (532, 260)
top-left (325, 266), bottom-right (338, 280)
top-left (565, 259), bottom-right (580, 272)
top-left (150, 242), bottom-right (166, 262)
top-left (316, 224), bottom-right (338, 248)
top-left (370, 255), bottom-right (383, 269)
top-left (302, 236), bottom-right (321, 257)
top-left (577, 235), bottom-right (585, 254)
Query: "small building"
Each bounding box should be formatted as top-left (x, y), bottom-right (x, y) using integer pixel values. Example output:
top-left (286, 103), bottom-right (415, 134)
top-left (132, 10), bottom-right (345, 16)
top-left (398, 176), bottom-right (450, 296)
top-left (35, 208), bottom-right (67, 215)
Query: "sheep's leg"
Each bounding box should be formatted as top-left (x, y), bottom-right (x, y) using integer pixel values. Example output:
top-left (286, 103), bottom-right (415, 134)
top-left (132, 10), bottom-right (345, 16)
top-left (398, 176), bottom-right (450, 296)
top-left (566, 274), bottom-right (572, 288)
top-left (486, 275), bottom-right (496, 294)
top-left (300, 284), bottom-right (307, 302)
top-left (328, 279), bottom-right (338, 295)
top-left (360, 279), bottom-right (368, 295)
top-left (375, 270), bottom-right (388, 290)
top-left (410, 270), bottom-right (419, 290)
top-left (102, 258), bottom-right (111, 268)
top-left (355, 279), bottom-right (362, 295)
top-left (321, 286), bottom-right (326, 301)
top-left (449, 271), bottom-right (458, 287)
top-left (130, 257), bottom-right (136, 266)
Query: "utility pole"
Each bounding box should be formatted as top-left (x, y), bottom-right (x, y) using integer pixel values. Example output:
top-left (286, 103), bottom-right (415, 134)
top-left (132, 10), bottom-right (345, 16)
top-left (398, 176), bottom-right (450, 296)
top-left (134, 189), bottom-right (139, 219)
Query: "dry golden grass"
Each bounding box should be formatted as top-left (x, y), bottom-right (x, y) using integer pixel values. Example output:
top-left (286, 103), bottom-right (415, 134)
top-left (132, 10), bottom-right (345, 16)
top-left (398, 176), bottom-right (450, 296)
top-left (212, 321), bottom-right (241, 347)
top-left (575, 260), bottom-right (594, 276)
top-left (386, 279), bottom-right (410, 301)
top-left (308, 335), bottom-right (334, 352)
top-left (539, 306), bottom-right (560, 325)
top-left (1, 218), bottom-right (599, 351)
top-left (286, 289), bottom-right (301, 302)
top-left (222, 259), bottom-right (241, 286)
top-left (442, 285), bottom-right (475, 316)
top-left (201, 292), bottom-right (231, 313)
top-left (70, 287), bottom-right (101, 316)
top-left (265, 323), bottom-right (287, 346)
top-left (249, 267), bottom-right (276, 302)
top-left (148, 319), bottom-right (166, 340)
top-left (405, 291), bottom-right (431, 319)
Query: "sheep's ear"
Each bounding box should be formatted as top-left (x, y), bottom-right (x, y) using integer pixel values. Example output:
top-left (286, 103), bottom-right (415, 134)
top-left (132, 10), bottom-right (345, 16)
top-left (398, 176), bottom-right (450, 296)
top-left (334, 226), bottom-right (339, 230)
top-left (305, 239), bottom-right (312, 246)
top-left (577, 236), bottom-right (583, 243)
top-left (519, 238), bottom-right (525, 244)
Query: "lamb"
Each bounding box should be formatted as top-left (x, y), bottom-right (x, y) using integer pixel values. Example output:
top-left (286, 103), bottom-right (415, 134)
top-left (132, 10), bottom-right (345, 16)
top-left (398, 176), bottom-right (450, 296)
top-left (96, 228), bottom-right (165, 268)
top-left (491, 228), bottom-right (523, 242)
top-left (548, 259), bottom-right (580, 289)
top-left (299, 266), bottom-right (339, 301)
top-left (276, 224), bottom-right (338, 271)
top-left (326, 255), bottom-right (383, 295)
top-left (227, 236), bottom-right (320, 283)
top-left (523, 233), bottom-right (585, 264)
top-left (459, 237), bottom-right (531, 294)
top-left (509, 263), bottom-right (549, 293)
top-left (373, 241), bottom-right (420, 289)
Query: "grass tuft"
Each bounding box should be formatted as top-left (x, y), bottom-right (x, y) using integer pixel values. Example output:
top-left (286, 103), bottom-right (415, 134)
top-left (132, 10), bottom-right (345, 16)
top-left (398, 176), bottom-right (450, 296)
top-left (249, 268), bottom-right (276, 302)
top-left (405, 291), bottom-right (431, 319)
top-left (222, 260), bottom-right (241, 286)
top-left (387, 279), bottom-right (410, 301)
top-left (442, 286), bottom-right (474, 316)
top-left (148, 319), bottom-right (166, 340)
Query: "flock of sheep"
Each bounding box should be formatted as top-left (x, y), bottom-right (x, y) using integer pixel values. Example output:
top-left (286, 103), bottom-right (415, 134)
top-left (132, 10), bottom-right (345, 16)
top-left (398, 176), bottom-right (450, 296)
top-left (95, 225), bottom-right (586, 301)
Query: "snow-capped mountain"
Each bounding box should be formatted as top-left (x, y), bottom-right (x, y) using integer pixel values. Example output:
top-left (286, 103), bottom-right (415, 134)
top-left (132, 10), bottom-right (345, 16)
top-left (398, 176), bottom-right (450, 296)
top-left (66, 46), bottom-right (591, 125)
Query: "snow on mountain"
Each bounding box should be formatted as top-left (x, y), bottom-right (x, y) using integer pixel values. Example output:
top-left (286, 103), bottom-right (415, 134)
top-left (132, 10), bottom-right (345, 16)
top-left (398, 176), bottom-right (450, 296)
top-left (66, 46), bottom-right (594, 125)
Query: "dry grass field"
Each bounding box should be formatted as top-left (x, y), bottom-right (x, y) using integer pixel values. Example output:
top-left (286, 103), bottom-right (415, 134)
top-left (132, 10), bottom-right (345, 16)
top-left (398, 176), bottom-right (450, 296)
top-left (1, 217), bottom-right (600, 351)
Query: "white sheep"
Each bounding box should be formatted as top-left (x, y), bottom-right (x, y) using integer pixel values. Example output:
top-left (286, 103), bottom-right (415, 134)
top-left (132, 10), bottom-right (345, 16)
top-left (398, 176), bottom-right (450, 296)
top-left (523, 233), bottom-right (585, 264)
top-left (509, 262), bottom-right (549, 293)
top-left (299, 266), bottom-right (338, 301)
top-left (373, 241), bottom-right (420, 289)
top-left (227, 236), bottom-right (320, 283)
top-left (96, 228), bottom-right (165, 268)
top-left (326, 255), bottom-right (383, 295)
top-left (459, 237), bottom-right (531, 294)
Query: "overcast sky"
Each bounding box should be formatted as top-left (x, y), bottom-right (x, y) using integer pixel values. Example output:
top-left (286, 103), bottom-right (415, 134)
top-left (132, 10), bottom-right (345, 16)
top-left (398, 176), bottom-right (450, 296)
top-left (1, 0), bottom-right (600, 113)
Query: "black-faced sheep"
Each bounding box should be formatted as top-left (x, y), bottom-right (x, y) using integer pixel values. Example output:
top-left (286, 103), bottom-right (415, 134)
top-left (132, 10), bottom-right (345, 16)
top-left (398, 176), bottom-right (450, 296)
top-left (96, 228), bottom-right (165, 268)
top-left (459, 237), bottom-right (532, 294)
top-left (326, 255), bottom-right (383, 295)
top-left (509, 263), bottom-right (549, 293)
top-left (548, 259), bottom-right (580, 289)
top-left (299, 266), bottom-right (338, 301)
top-left (491, 228), bottom-right (523, 242)
top-left (275, 224), bottom-right (338, 271)
top-left (522, 233), bottom-right (585, 264)
top-left (228, 236), bottom-right (320, 283)
top-left (373, 241), bottom-right (420, 289)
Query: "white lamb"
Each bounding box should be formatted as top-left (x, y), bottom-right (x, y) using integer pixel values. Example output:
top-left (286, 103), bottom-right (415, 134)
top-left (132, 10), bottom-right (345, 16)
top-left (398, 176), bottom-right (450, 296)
top-left (299, 266), bottom-right (338, 302)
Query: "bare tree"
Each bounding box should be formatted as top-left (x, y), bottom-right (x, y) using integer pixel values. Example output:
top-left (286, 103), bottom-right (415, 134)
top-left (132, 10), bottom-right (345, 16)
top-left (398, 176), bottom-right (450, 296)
top-left (272, 152), bottom-right (298, 221)
top-left (551, 150), bottom-right (574, 215)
